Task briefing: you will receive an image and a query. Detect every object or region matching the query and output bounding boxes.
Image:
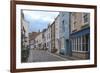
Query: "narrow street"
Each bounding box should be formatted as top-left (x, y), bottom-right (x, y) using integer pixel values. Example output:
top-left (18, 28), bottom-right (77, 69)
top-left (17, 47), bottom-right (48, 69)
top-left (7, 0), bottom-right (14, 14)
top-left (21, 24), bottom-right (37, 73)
top-left (27, 49), bottom-right (69, 62)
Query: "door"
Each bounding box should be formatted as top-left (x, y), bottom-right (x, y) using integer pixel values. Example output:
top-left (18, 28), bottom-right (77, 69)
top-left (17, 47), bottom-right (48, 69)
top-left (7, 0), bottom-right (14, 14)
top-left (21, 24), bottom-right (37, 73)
top-left (66, 39), bottom-right (71, 56)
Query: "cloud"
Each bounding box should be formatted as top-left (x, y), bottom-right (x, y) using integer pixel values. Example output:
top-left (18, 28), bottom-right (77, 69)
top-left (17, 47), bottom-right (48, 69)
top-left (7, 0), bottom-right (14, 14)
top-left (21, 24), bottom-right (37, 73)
top-left (23, 10), bottom-right (59, 32)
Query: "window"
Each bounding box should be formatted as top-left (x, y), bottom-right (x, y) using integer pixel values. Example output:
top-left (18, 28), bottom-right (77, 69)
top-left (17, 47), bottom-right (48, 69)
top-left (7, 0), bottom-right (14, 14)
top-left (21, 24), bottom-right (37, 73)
top-left (79, 37), bottom-right (81, 51)
top-left (75, 38), bottom-right (77, 51)
top-left (62, 20), bottom-right (65, 32)
top-left (72, 35), bottom-right (90, 52)
top-left (81, 34), bottom-right (90, 51)
top-left (73, 39), bottom-right (75, 51)
top-left (62, 13), bottom-right (64, 17)
top-left (86, 34), bottom-right (90, 51)
top-left (61, 38), bottom-right (64, 49)
top-left (83, 13), bottom-right (89, 23)
top-left (71, 39), bottom-right (73, 50)
top-left (49, 33), bottom-right (50, 39)
top-left (72, 39), bottom-right (75, 51)
top-left (42, 33), bottom-right (44, 39)
top-left (71, 13), bottom-right (77, 31)
top-left (73, 21), bottom-right (77, 29)
top-left (77, 37), bottom-right (79, 51)
top-left (82, 35), bottom-right (85, 51)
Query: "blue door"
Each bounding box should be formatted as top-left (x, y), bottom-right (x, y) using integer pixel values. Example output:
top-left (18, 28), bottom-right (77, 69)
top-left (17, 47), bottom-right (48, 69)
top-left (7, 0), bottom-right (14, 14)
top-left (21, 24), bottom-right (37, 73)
top-left (65, 40), bottom-right (71, 56)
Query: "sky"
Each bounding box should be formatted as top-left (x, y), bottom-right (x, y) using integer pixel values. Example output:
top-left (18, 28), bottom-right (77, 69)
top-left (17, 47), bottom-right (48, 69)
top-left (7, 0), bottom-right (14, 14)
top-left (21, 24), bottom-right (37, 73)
top-left (23, 10), bottom-right (59, 33)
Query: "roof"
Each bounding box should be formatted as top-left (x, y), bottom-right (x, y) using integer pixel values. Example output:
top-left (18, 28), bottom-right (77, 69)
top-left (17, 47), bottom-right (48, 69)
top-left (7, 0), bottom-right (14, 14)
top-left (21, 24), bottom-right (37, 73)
top-left (29, 32), bottom-right (40, 41)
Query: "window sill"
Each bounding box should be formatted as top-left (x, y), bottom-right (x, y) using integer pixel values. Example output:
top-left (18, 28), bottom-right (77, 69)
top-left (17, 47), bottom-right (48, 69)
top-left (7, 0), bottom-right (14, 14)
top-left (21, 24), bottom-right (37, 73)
top-left (81, 24), bottom-right (89, 29)
top-left (72, 50), bottom-right (89, 53)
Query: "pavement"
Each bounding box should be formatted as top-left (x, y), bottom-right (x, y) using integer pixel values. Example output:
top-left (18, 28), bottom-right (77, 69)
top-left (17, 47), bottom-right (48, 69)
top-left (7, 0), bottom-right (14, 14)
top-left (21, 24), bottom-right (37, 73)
top-left (27, 49), bottom-right (70, 63)
top-left (55, 53), bottom-right (83, 60)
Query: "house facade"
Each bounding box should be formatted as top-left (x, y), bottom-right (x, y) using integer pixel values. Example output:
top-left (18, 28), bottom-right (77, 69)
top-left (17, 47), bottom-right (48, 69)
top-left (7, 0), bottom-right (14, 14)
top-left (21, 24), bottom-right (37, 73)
top-left (59, 12), bottom-right (71, 56)
top-left (27, 11), bottom-right (90, 60)
top-left (42, 29), bottom-right (47, 50)
top-left (70, 12), bottom-right (90, 59)
top-left (51, 21), bottom-right (56, 53)
top-left (55, 15), bottom-right (60, 53)
top-left (29, 32), bottom-right (39, 50)
top-left (46, 25), bottom-right (51, 52)
top-left (21, 11), bottom-right (30, 62)
top-left (35, 32), bottom-right (43, 50)
top-left (21, 12), bottom-right (29, 50)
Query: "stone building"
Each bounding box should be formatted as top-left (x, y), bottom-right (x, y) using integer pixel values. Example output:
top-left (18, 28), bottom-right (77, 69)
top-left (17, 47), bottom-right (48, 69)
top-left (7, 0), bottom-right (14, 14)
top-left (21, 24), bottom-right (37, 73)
top-left (54, 15), bottom-right (60, 53)
top-left (21, 11), bottom-right (29, 50)
top-left (21, 11), bottom-right (29, 62)
top-left (29, 32), bottom-right (39, 50)
top-left (46, 25), bottom-right (51, 52)
top-left (70, 12), bottom-right (90, 59)
top-left (42, 29), bottom-right (46, 50)
top-left (35, 32), bottom-right (43, 50)
top-left (51, 21), bottom-right (56, 53)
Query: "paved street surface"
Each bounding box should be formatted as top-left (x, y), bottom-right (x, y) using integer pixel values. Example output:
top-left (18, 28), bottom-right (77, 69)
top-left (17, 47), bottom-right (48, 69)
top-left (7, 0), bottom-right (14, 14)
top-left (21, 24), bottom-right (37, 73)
top-left (27, 49), bottom-right (69, 62)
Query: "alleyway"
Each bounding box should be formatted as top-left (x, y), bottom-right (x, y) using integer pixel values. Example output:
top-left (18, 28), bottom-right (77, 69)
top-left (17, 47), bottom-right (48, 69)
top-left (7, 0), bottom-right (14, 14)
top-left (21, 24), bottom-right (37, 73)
top-left (27, 49), bottom-right (69, 62)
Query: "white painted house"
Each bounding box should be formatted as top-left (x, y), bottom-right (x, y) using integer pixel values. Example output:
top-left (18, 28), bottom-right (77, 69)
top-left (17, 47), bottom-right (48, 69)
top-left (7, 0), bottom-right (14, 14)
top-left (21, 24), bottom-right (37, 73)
top-left (55, 15), bottom-right (60, 53)
top-left (21, 12), bottom-right (29, 50)
top-left (35, 32), bottom-right (43, 50)
top-left (46, 25), bottom-right (51, 52)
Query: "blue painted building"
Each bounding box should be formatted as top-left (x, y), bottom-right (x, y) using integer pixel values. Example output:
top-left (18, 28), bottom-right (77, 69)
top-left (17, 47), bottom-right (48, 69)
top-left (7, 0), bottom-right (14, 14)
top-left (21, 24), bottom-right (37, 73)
top-left (59, 12), bottom-right (71, 56)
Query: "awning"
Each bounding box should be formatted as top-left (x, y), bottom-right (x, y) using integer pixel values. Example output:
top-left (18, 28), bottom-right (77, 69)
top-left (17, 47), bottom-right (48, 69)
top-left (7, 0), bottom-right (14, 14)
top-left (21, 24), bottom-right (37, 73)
top-left (70, 27), bottom-right (90, 38)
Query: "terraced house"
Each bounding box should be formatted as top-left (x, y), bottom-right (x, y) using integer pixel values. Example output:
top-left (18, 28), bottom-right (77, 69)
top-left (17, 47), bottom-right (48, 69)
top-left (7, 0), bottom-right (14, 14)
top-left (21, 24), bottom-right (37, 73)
top-left (55, 15), bottom-right (60, 54)
top-left (35, 32), bottom-right (43, 50)
top-left (70, 12), bottom-right (90, 59)
top-left (29, 32), bottom-right (40, 50)
top-left (46, 25), bottom-right (51, 52)
top-left (51, 21), bottom-right (56, 53)
top-left (21, 11), bottom-right (29, 62)
top-left (59, 12), bottom-right (71, 56)
top-left (42, 29), bottom-right (47, 50)
top-left (28, 11), bottom-right (90, 60)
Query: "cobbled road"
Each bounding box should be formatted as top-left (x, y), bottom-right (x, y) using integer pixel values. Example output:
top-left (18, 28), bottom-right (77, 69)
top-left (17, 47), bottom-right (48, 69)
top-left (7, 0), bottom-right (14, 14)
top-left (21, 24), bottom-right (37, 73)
top-left (27, 49), bottom-right (69, 62)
